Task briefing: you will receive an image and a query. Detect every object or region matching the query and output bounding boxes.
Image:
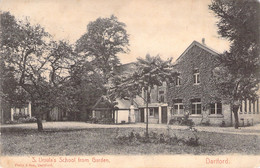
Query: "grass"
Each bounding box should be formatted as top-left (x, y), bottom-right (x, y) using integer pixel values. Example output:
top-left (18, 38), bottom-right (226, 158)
top-left (1, 126), bottom-right (260, 155)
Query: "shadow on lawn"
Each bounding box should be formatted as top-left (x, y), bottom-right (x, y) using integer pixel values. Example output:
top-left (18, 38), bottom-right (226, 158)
top-left (0, 127), bottom-right (113, 134)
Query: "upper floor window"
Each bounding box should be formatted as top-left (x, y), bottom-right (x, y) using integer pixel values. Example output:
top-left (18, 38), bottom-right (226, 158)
top-left (210, 103), bottom-right (222, 115)
top-left (191, 98), bottom-right (201, 114)
top-left (176, 76), bottom-right (181, 86)
top-left (159, 91), bottom-right (165, 103)
top-left (193, 69), bottom-right (200, 84)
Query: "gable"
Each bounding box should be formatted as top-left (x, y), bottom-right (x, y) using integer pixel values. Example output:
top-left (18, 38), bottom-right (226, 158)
top-left (174, 41), bottom-right (220, 65)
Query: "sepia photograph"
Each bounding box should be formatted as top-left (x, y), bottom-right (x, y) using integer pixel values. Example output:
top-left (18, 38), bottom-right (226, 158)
top-left (0, 0), bottom-right (259, 167)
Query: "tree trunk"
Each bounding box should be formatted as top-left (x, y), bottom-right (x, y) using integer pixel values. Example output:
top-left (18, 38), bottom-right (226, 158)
top-left (37, 115), bottom-right (43, 131)
top-left (233, 105), bottom-right (239, 129)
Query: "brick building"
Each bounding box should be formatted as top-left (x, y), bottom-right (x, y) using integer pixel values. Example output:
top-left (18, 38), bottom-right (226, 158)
top-left (167, 40), bottom-right (260, 126)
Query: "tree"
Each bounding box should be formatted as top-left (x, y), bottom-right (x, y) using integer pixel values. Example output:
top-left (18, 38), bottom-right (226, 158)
top-left (64, 61), bottom-right (106, 121)
top-left (111, 54), bottom-right (177, 137)
top-left (76, 15), bottom-right (129, 83)
top-left (209, 0), bottom-right (260, 128)
top-left (1, 12), bottom-right (75, 131)
top-left (0, 59), bottom-right (29, 109)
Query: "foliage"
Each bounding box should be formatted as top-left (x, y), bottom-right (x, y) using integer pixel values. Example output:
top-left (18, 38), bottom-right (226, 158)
top-left (115, 130), bottom-right (199, 146)
top-left (6, 117), bottom-right (37, 124)
top-left (13, 113), bottom-right (29, 120)
top-left (111, 54), bottom-right (177, 136)
top-left (0, 60), bottom-right (29, 108)
top-left (0, 12), bottom-right (75, 130)
top-left (209, 0), bottom-right (260, 128)
top-left (169, 114), bottom-right (195, 128)
top-left (64, 61), bottom-right (106, 120)
top-left (76, 15), bottom-right (129, 82)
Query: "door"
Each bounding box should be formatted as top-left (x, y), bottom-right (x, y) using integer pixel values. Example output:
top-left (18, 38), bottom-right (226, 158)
top-left (140, 108), bottom-right (144, 122)
top-left (162, 106), bottom-right (167, 124)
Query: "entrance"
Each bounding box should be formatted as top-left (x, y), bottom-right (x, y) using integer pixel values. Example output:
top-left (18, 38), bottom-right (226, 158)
top-left (161, 107), bottom-right (167, 124)
top-left (140, 108), bottom-right (144, 122)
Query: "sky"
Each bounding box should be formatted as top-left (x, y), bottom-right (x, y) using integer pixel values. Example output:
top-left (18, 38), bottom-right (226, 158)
top-left (0, 0), bottom-right (230, 64)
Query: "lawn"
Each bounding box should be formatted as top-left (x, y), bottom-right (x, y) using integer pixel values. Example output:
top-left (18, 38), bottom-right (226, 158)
top-left (1, 126), bottom-right (260, 155)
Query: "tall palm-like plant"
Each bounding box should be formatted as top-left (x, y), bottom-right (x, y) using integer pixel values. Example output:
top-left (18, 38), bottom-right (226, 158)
top-left (110, 54), bottom-right (177, 137)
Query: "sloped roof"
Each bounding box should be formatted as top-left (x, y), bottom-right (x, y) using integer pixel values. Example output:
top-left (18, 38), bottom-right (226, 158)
top-left (92, 96), bottom-right (114, 109)
top-left (114, 62), bottom-right (137, 76)
top-left (174, 40), bottom-right (220, 64)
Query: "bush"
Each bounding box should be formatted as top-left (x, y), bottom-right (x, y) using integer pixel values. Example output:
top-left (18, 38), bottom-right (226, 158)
top-left (25, 117), bottom-right (37, 123)
top-left (90, 117), bottom-right (114, 124)
top-left (201, 120), bottom-right (210, 126)
top-left (5, 117), bottom-right (37, 124)
top-left (169, 115), bottom-right (195, 129)
top-left (115, 131), bottom-right (199, 146)
top-left (220, 120), bottom-right (226, 127)
top-left (13, 113), bottom-right (29, 120)
top-left (5, 120), bottom-right (18, 124)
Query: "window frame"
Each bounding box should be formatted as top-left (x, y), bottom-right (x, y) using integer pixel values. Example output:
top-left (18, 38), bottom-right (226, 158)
top-left (149, 108), bottom-right (154, 117)
top-left (191, 100), bottom-right (201, 115)
top-left (193, 69), bottom-right (200, 84)
top-left (173, 102), bottom-right (184, 115)
top-left (176, 76), bottom-right (181, 86)
top-left (210, 103), bottom-right (222, 115)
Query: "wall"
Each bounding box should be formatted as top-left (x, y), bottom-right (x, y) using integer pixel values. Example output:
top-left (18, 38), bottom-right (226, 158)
top-left (116, 110), bottom-right (129, 123)
top-left (237, 98), bottom-right (260, 126)
top-left (167, 42), bottom-right (227, 126)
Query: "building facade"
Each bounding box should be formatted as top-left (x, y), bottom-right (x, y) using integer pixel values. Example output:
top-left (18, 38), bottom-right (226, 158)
top-left (167, 40), bottom-right (260, 126)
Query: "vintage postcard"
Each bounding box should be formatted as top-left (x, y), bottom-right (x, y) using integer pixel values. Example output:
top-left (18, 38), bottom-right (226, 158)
top-left (0, 0), bottom-right (259, 167)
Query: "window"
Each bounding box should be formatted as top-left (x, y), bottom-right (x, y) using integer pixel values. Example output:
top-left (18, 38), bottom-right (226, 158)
top-left (191, 99), bottom-right (201, 114)
top-left (239, 101), bottom-right (243, 114)
top-left (172, 99), bottom-right (184, 115)
top-left (149, 108), bottom-right (154, 116)
top-left (256, 98), bottom-right (259, 114)
top-left (249, 100), bottom-right (251, 114)
top-left (244, 100), bottom-right (247, 114)
top-left (159, 91), bottom-right (165, 103)
top-left (210, 103), bottom-right (222, 115)
top-left (193, 69), bottom-right (200, 84)
top-left (159, 95), bottom-right (165, 103)
top-left (253, 100), bottom-right (256, 114)
top-left (176, 76), bottom-right (181, 86)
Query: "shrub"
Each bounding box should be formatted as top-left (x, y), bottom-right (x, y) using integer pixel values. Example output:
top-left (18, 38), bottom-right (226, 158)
top-left (25, 117), bottom-right (37, 123)
top-left (115, 131), bottom-right (199, 146)
top-left (169, 115), bottom-right (195, 129)
top-left (90, 117), bottom-right (114, 124)
top-left (201, 120), bottom-right (210, 126)
top-left (90, 117), bottom-right (98, 123)
top-left (5, 120), bottom-right (18, 124)
top-left (98, 118), bottom-right (114, 124)
top-left (17, 118), bottom-right (27, 123)
top-left (220, 120), bottom-right (226, 127)
top-left (13, 113), bottom-right (29, 120)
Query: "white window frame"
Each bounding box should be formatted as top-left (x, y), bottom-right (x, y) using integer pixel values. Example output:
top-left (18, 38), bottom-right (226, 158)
top-left (210, 103), bottom-right (222, 115)
top-left (176, 76), bottom-right (181, 86)
top-left (193, 69), bottom-right (200, 84)
top-left (191, 101), bottom-right (201, 115)
top-left (173, 103), bottom-right (184, 115)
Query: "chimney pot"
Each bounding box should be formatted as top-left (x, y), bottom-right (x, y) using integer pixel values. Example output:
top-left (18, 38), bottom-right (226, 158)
top-left (202, 38), bottom-right (205, 45)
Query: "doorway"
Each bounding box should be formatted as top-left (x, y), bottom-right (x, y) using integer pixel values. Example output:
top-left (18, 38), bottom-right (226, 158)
top-left (140, 108), bottom-right (144, 122)
top-left (161, 106), bottom-right (167, 124)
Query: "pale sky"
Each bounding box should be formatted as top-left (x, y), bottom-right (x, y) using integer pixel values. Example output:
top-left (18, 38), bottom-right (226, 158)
top-left (0, 0), bottom-right (230, 64)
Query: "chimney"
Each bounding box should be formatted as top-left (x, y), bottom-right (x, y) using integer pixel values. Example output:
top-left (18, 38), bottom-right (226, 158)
top-left (202, 38), bottom-right (205, 45)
